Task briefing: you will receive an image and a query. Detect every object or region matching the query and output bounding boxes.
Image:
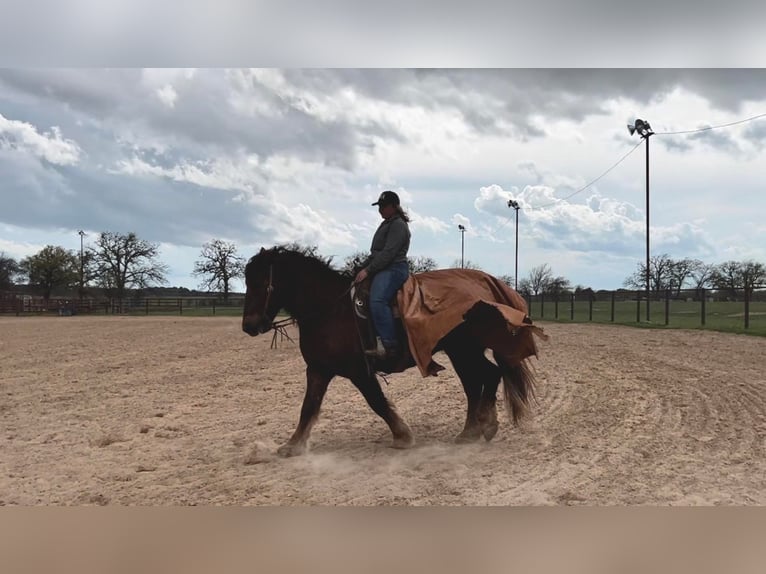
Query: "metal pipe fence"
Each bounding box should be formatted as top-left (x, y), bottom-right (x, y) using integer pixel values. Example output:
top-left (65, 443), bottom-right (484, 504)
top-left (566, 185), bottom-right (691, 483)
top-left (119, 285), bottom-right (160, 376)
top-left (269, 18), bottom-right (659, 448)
top-left (525, 288), bottom-right (766, 335)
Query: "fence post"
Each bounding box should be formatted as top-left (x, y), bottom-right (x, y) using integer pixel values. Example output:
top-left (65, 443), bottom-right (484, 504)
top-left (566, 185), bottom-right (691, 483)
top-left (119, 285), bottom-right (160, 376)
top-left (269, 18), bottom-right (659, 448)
top-left (554, 292), bottom-right (559, 319)
top-left (213, 301), bottom-right (216, 316)
top-left (179, 298), bottom-right (183, 316)
top-left (570, 293), bottom-right (574, 320)
top-left (636, 292), bottom-right (640, 323)
top-left (588, 295), bottom-right (593, 321)
top-left (145, 299), bottom-right (149, 315)
top-left (665, 289), bottom-right (670, 326)
top-left (701, 290), bottom-right (706, 326)
top-left (744, 288), bottom-right (750, 329)
top-left (541, 292), bottom-right (545, 318)
top-left (610, 291), bottom-right (615, 322)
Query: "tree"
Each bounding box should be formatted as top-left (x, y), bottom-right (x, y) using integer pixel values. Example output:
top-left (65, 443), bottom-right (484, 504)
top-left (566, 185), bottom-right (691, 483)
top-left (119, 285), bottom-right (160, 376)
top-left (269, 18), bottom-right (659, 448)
top-left (525, 264), bottom-right (553, 296)
top-left (408, 255), bottom-right (438, 274)
top-left (713, 260), bottom-right (766, 298)
top-left (339, 251), bottom-right (370, 276)
top-left (623, 254), bottom-right (674, 294)
top-left (90, 232), bottom-right (168, 300)
top-left (668, 258), bottom-right (697, 297)
top-left (740, 261), bottom-right (766, 295)
top-left (498, 274), bottom-right (515, 288)
top-left (0, 252), bottom-right (20, 292)
top-left (192, 239), bottom-right (245, 302)
top-left (19, 245), bottom-right (78, 301)
top-left (340, 252), bottom-right (438, 276)
top-left (547, 275), bottom-right (572, 295)
top-left (688, 260), bottom-right (716, 300)
top-left (451, 259), bottom-right (483, 270)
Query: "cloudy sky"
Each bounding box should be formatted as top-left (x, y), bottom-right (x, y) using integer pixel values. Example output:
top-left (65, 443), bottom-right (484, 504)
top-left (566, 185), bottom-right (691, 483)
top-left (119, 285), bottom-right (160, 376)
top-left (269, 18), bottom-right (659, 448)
top-left (2, 68), bottom-right (766, 291)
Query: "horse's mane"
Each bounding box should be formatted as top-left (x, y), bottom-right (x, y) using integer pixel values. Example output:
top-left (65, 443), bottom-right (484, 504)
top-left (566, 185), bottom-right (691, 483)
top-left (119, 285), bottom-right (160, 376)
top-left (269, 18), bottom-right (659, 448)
top-left (248, 245), bottom-right (349, 281)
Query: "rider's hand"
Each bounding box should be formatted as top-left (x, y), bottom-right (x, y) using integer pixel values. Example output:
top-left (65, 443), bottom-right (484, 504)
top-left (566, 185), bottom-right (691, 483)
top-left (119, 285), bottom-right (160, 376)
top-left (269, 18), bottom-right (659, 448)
top-left (355, 269), bottom-right (369, 284)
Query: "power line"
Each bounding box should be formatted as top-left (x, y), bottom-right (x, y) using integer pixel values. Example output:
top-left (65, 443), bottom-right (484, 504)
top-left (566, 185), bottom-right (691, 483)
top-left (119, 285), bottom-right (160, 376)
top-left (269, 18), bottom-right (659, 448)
top-left (487, 109), bottom-right (766, 235)
top-left (488, 139), bottom-right (644, 235)
top-left (654, 111), bottom-right (766, 135)
top-left (524, 140), bottom-right (643, 211)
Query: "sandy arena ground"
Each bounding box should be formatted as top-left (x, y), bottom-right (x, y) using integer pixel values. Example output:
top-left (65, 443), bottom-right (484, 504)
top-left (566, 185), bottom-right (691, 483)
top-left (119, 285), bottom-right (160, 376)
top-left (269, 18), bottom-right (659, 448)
top-left (1, 315), bottom-right (765, 506)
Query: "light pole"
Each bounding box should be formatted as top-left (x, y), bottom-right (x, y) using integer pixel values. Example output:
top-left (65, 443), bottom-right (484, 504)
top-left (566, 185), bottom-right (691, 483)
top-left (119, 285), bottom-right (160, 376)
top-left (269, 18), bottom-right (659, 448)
top-left (507, 199), bottom-right (520, 290)
top-left (628, 118), bottom-right (654, 321)
top-left (458, 225), bottom-right (466, 269)
top-left (78, 230), bottom-right (85, 300)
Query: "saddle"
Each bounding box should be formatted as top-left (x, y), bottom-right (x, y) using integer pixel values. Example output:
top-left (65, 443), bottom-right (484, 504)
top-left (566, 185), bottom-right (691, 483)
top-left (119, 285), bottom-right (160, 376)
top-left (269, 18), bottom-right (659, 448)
top-left (350, 279), bottom-right (415, 374)
top-left (351, 279), bottom-right (400, 321)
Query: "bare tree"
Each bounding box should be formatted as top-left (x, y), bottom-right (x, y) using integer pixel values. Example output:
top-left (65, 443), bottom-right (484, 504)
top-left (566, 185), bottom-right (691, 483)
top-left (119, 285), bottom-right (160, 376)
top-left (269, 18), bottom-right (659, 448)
top-left (668, 258), bottom-right (697, 296)
top-left (18, 245), bottom-right (79, 302)
top-left (547, 275), bottom-right (572, 296)
top-left (710, 260), bottom-right (766, 299)
top-left (340, 251), bottom-right (438, 276)
top-left (451, 259), bottom-right (483, 270)
top-left (623, 254), bottom-right (674, 294)
top-left (193, 239), bottom-right (245, 302)
top-left (90, 232), bottom-right (168, 300)
top-left (498, 274), bottom-right (515, 288)
top-left (408, 255), bottom-right (438, 274)
top-left (0, 252), bottom-right (20, 292)
top-left (525, 264), bottom-right (553, 295)
top-left (740, 261), bottom-right (766, 295)
top-left (712, 260), bottom-right (742, 299)
top-left (339, 251), bottom-right (370, 276)
top-left (689, 260), bottom-right (716, 300)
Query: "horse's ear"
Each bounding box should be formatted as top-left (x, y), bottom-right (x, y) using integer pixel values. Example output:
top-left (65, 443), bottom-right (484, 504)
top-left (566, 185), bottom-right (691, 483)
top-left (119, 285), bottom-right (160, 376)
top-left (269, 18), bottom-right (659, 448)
top-left (259, 247), bottom-right (265, 254)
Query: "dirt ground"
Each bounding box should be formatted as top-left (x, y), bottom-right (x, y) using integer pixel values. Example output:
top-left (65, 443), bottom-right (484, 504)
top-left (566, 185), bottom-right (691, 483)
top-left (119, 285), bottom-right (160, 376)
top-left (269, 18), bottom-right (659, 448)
top-left (1, 315), bottom-right (765, 506)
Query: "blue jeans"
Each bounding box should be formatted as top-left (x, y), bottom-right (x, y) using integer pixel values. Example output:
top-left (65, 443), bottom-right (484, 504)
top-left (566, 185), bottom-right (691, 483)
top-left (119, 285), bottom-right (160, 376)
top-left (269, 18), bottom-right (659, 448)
top-left (369, 261), bottom-right (410, 349)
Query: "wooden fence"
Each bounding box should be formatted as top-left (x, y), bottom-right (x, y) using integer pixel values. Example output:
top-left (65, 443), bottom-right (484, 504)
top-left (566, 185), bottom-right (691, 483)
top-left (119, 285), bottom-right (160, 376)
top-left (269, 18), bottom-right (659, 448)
top-left (0, 297), bottom-right (246, 317)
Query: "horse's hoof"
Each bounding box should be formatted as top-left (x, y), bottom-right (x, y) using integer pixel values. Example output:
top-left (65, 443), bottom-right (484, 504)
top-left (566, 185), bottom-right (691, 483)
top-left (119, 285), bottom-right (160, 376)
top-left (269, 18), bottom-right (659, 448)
top-left (277, 442), bottom-right (306, 457)
top-left (391, 435), bottom-right (414, 449)
top-left (455, 430), bottom-right (482, 444)
top-left (482, 422), bottom-right (499, 442)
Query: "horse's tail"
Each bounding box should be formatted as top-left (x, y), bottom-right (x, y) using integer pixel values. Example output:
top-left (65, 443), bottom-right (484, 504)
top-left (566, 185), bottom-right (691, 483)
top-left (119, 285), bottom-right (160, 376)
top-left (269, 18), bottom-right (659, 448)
top-left (495, 355), bottom-right (537, 425)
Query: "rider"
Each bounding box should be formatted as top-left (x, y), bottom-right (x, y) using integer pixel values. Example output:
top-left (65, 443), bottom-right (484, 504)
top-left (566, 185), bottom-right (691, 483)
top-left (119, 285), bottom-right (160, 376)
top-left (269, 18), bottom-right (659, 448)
top-left (354, 190), bottom-right (411, 361)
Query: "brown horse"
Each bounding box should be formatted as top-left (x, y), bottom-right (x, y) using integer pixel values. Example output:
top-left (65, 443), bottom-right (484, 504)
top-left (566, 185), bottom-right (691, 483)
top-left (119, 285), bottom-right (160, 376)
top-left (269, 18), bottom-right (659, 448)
top-left (242, 246), bottom-right (538, 457)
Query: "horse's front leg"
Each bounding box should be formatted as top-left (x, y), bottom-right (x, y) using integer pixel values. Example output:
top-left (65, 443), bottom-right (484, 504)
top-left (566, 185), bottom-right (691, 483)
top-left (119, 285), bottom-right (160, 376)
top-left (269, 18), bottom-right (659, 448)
top-left (277, 365), bottom-right (332, 457)
top-left (350, 373), bottom-right (414, 449)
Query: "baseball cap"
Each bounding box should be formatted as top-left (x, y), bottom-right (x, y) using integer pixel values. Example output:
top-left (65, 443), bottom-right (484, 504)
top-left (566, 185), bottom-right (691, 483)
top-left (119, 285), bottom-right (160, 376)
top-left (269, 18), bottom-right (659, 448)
top-left (371, 190), bottom-right (400, 206)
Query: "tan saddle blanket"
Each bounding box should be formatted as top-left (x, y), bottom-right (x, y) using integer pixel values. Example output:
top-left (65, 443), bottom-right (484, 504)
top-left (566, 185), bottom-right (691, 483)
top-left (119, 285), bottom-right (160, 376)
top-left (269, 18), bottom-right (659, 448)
top-left (397, 269), bottom-right (548, 377)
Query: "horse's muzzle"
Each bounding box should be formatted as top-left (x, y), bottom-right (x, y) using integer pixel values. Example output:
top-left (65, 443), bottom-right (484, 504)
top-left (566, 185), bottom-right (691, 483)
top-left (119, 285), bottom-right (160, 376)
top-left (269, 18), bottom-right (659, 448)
top-left (242, 315), bottom-right (271, 336)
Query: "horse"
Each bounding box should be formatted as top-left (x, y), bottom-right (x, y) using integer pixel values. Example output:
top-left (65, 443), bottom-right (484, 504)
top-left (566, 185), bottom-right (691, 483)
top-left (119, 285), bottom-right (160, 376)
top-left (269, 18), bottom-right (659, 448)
top-left (241, 246), bottom-right (539, 457)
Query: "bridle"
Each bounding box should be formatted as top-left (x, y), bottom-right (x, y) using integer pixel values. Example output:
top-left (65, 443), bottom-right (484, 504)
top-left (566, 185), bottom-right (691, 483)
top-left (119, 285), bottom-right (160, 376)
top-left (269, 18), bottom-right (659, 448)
top-left (260, 264), bottom-right (275, 321)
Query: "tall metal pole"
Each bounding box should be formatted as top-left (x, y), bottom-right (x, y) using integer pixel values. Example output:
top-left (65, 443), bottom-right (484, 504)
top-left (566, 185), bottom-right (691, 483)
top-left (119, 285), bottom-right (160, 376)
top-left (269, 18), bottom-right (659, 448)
top-left (508, 199), bottom-right (520, 290)
top-left (78, 230), bottom-right (85, 301)
top-left (514, 206), bottom-right (519, 291)
top-left (645, 136), bottom-right (650, 322)
top-left (458, 225), bottom-right (466, 268)
top-left (628, 118), bottom-right (654, 322)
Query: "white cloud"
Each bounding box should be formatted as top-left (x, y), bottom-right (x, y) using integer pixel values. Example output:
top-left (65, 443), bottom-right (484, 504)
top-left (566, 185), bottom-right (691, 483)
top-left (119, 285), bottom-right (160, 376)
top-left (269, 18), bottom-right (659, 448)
top-left (156, 84), bottom-right (178, 108)
top-left (0, 113), bottom-right (81, 165)
top-left (2, 69), bottom-right (766, 290)
top-left (408, 208), bottom-right (449, 234)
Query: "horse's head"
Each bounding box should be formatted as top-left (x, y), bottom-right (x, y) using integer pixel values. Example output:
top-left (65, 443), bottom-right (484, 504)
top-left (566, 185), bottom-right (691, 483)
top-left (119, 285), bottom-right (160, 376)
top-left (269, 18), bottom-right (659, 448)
top-left (242, 247), bottom-right (284, 336)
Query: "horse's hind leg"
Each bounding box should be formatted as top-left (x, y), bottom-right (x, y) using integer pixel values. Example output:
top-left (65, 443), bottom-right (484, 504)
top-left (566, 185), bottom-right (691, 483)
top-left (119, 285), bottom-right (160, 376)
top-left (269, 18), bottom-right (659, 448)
top-left (350, 373), bottom-right (414, 449)
top-left (443, 343), bottom-right (487, 443)
top-left (478, 366), bottom-right (500, 441)
top-left (277, 365), bottom-right (332, 457)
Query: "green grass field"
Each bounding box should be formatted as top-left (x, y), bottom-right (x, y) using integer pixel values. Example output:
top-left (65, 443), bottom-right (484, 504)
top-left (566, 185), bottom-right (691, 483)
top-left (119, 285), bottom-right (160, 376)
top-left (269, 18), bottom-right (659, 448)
top-left (528, 298), bottom-right (766, 336)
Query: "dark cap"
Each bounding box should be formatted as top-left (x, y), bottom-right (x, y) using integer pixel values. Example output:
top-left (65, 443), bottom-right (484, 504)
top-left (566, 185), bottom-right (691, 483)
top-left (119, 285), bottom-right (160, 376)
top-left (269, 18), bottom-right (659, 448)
top-left (372, 190), bottom-right (400, 207)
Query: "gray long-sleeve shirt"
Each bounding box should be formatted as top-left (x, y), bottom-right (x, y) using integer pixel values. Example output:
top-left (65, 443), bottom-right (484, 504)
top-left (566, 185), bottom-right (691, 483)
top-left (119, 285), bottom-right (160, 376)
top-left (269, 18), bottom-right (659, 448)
top-left (365, 214), bottom-right (411, 274)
